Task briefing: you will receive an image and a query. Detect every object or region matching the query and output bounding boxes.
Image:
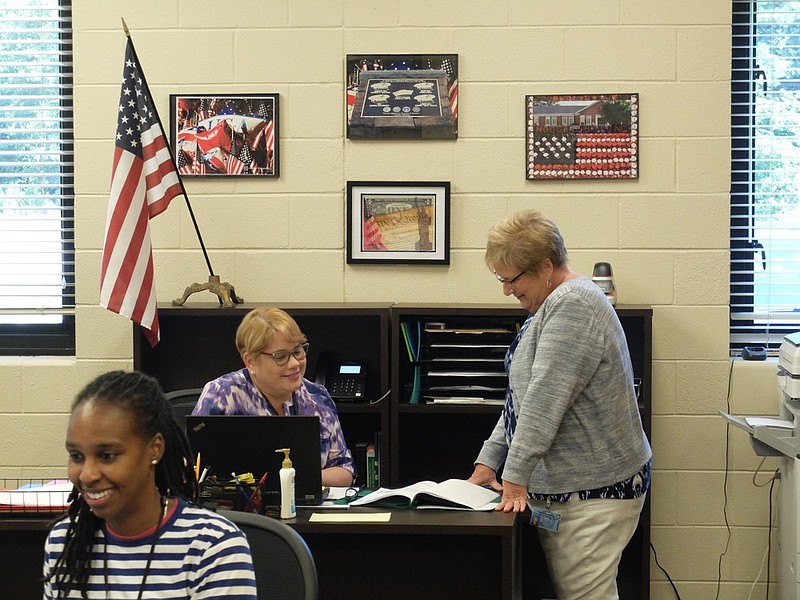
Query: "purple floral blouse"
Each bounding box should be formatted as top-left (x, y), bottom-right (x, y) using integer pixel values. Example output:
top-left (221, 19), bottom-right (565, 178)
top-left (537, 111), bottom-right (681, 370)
top-left (192, 368), bottom-right (355, 475)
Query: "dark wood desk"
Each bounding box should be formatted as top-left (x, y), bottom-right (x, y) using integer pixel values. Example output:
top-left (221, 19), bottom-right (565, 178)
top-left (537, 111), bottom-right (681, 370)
top-left (2, 509), bottom-right (520, 600)
top-left (290, 507), bottom-right (521, 600)
top-left (0, 517), bottom-right (51, 600)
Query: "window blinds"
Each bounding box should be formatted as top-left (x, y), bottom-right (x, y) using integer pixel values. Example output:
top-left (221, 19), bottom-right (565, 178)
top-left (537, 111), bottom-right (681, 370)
top-left (731, 0), bottom-right (800, 352)
top-left (0, 1), bottom-right (74, 353)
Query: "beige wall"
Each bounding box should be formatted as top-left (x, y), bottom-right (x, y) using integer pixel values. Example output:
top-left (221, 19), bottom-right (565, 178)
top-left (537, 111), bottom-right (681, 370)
top-left (0, 1), bottom-right (781, 598)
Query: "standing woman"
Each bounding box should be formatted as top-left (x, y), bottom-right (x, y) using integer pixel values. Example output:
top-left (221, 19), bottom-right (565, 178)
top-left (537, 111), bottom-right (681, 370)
top-left (44, 370), bottom-right (257, 599)
top-left (192, 306), bottom-right (355, 487)
top-left (467, 209), bottom-right (651, 600)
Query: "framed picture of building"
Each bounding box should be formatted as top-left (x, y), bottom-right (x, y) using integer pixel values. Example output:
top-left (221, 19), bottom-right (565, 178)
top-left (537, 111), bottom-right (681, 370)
top-left (345, 54), bottom-right (458, 140)
top-left (346, 181), bottom-right (450, 264)
top-left (169, 94), bottom-right (279, 177)
top-left (525, 93), bottom-right (638, 180)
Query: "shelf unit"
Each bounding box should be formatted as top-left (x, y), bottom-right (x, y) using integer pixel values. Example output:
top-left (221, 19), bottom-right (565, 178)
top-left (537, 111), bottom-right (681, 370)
top-left (134, 301), bottom-right (652, 600)
top-left (389, 304), bottom-right (527, 485)
top-left (133, 303), bottom-right (392, 479)
top-left (389, 303), bottom-right (652, 600)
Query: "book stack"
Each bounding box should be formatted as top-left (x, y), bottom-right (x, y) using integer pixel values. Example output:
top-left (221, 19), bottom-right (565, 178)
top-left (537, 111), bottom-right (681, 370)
top-left (354, 438), bottom-right (381, 488)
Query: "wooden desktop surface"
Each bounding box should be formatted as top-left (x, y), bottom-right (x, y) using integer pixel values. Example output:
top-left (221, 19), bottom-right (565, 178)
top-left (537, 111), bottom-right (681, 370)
top-left (290, 507), bottom-right (520, 600)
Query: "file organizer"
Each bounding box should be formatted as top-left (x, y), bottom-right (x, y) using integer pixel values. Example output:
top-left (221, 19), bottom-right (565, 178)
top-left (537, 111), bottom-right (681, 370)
top-left (0, 478), bottom-right (72, 515)
top-left (407, 320), bottom-right (519, 405)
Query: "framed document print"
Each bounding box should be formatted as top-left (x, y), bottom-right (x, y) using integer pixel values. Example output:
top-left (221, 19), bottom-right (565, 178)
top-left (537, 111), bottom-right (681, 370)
top-left (169, 94), bottom-right (279, 177)
top-left (345, 54), bottom-right (458, 140)
top-left (346, 181), bottom-right (450, 265)
top-left (525, 93), bottom-right (638, 180)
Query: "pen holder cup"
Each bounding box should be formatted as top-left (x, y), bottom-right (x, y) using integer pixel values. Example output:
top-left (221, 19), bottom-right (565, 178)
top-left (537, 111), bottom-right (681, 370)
top-left (199, 479), bottom-right (263, 514)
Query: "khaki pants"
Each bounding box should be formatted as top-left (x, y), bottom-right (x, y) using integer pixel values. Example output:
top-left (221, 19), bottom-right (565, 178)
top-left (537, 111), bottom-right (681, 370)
top-left (528, 493), bottom-right (646, 600)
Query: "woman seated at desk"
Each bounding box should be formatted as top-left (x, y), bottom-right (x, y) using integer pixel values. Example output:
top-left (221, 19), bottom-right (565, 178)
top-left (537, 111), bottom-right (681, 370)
top-left (192, 306), bottom-right (355, 487)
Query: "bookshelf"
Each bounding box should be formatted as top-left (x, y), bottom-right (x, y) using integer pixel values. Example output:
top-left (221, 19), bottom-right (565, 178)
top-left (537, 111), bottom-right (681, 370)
top-left (133, 303), bottom-right (392, 480)
top-left (389, 303), bottom-right (652, 600)
top-left (134, 301), bottom-right (652, 600)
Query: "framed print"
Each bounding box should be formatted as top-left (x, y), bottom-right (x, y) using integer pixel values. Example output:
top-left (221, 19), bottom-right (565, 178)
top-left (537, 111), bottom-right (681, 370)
top-left (525, 93), bottom-right (638, 180)
top-left (345, 54), bottom-right (458, 139)
top-left (346, 181), bottom-right (450, 265)
top-left (169, 94), bottom-right (279, 177)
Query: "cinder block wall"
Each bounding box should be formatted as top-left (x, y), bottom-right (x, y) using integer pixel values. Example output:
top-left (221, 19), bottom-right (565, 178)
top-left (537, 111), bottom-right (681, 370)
top-left (1, 2), bottom-right (776, 598)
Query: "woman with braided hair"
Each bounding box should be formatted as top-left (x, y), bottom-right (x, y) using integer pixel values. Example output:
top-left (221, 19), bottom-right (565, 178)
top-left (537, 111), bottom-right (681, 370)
top-left (43, 370), bottom-right (257, 599)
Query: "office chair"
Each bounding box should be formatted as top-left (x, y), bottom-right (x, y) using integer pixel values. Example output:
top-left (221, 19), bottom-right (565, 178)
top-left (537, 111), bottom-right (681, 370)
top-left (164, 388), bottom-right (203, 430)
top-left (219, 510), bottom-right (318, 600)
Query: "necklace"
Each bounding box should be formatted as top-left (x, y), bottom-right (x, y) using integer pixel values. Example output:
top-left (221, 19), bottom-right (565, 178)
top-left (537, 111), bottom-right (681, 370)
top-left (102, 495), bottom-right (168, 600)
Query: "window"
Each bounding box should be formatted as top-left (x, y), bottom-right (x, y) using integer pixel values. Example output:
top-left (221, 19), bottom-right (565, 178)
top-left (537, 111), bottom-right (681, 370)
top-left (0, 0), bottom-right (74, 355)
top-left (731, 0), bottom-right (800, 353)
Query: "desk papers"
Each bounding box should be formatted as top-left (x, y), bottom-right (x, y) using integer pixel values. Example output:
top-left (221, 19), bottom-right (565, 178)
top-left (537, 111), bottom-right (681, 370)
top-left (309, 512), bottom-right (392, 522)
top-left (349, 478), bottom-right (500, 511)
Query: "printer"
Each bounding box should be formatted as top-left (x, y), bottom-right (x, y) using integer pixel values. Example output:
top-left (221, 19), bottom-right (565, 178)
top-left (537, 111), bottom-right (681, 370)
top-left (780, 331), bottom-right (800, 416)
top-left (720, 332), bottom-right (800, 599)
top-left (772, 331), bottom-right (800, 600)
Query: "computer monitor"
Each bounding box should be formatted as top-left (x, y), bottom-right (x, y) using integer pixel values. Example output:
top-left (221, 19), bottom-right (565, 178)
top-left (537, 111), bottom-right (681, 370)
top-left (184, 415), bottom-right (324, 505)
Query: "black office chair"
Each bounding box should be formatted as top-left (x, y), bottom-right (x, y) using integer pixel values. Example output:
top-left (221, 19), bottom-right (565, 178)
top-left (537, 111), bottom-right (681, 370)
top-left (219, 509), bottom-right (318, 600)
top-left (164, 388), bottom-right (203, 430)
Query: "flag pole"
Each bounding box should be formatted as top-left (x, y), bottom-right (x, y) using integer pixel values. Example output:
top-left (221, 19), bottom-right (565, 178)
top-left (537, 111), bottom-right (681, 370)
top-left (120, 18), bottom-right (243, 307)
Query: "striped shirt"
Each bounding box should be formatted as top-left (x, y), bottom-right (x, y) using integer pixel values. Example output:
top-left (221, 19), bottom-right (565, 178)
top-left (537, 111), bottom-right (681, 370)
top-left (43, 498), bottom-right (257, 599)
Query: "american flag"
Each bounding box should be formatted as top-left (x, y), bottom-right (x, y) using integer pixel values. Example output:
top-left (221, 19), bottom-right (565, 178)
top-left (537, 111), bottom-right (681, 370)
top-left (527, 131), bottom-right (636, 179)
top-left (362, 207), bottom-right (386, 251)
top-left (198, 97), bottom-right (209, 121)
top-left (176, 148), bottom-right (192, 174)
top-left (238, 143), bottom-right (255, 173)
top-left (226, 151), bottom-right (245, 175)
top-left (192, 149), bottom-right (207, 175)
top-left (100, 39), bottom-right (182, 346)
top-left (440, 58), bottom-right (458, 120)
top-left (249, 118), bottom-right (275, 174)
top-left (448, 78), bottom-right (458, 120)
top-left (264, 119), bottom-right (275, 153)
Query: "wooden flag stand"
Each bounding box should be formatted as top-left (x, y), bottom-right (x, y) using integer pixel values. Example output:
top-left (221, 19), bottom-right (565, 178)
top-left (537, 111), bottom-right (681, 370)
top-left (172, 275), bottom-right (243, 308)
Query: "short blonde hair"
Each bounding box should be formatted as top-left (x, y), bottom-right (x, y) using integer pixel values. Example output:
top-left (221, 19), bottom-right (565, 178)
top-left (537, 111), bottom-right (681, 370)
top-left (235, 307), bottom-right (307, 359)
top-left (484, 209), bottom-right (568, 274)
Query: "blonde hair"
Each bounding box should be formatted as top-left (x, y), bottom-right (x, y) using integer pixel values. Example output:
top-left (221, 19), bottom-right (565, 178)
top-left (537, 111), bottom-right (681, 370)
top-left (235, 307), bottom-right (307, 358)
top-left (484, 209), bottom-right (568, 274)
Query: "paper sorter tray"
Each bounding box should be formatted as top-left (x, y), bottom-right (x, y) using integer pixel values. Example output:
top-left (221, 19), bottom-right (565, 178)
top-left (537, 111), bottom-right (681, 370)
top-left (0, 478), bottom-right (72, 515)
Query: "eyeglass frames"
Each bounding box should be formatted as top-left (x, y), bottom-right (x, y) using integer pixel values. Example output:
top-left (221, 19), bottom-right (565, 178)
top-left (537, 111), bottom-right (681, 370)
top-left (494, 271), bottom-right (526, 286)
top-left (261, 342), bottom-right (310, 366)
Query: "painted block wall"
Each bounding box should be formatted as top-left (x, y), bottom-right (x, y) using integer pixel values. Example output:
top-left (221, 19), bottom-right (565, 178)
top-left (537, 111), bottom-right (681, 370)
top-left (0, 1), bottom-right (777, 597)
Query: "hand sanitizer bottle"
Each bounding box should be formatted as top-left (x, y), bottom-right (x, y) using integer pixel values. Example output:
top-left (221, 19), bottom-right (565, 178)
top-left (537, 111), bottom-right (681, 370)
top-left (276, 448), bottom-right (296, 519)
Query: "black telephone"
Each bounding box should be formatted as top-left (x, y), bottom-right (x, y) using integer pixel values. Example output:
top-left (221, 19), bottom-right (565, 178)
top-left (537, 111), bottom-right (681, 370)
top-left (315, 353), bottom-right (367, 401)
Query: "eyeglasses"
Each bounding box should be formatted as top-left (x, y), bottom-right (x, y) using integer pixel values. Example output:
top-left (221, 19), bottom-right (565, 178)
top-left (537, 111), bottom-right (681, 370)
top-left (261, 342), bottom-right (309, 366)
top-left (495, 271), bottom-right (526, 287)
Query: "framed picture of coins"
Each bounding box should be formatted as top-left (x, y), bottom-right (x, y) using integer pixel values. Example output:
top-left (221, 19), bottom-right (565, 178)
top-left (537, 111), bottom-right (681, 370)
top-left (345, 54), bottom-right (458, 140)
top-left (525, 93), bottom-right (638, 180)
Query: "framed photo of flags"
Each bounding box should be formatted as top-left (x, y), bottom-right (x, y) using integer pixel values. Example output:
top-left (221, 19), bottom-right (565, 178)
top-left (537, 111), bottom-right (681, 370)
top-left (169, 94), bottom-right (279, 177)
top-left (345, 54), bottom-right (458, 139)
top-left (346, 181), bottom-right (450, 265)
top-left (525, 93), bottom-right (639, 180)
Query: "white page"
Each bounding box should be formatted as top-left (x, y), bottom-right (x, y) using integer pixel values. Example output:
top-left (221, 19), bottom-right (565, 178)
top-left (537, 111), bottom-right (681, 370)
top-left (745, 416), bottom-right (794, 429)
